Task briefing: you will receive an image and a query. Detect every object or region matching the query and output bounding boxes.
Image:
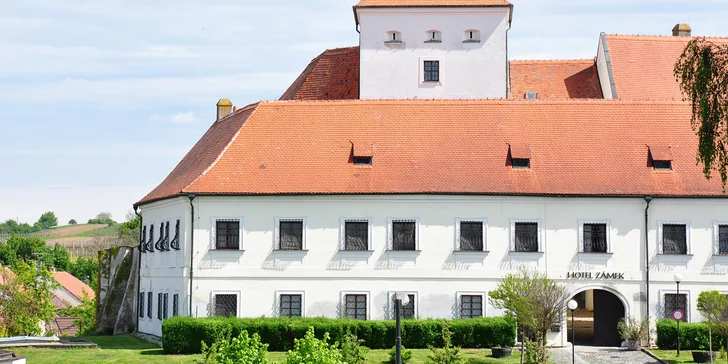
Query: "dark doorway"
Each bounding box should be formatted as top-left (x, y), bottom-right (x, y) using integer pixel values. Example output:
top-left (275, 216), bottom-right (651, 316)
top-left (567, 289), bottom-right (625, 347)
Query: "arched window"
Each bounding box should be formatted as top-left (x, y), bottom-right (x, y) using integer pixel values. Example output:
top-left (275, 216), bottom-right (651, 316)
top-left (463, 29), bottom-right (481, 43)
top-left (385, 31), bottom-right (402, 43)
top-left (425, 30), bottom-right (442, 43)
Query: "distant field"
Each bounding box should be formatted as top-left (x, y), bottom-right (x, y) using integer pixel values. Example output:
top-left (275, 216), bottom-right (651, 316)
top-left (35, 224), bottom-right (108, 238)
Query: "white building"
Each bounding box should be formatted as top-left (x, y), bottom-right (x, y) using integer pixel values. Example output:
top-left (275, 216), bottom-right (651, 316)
top-left (136, 0), bottom-right (728, 348)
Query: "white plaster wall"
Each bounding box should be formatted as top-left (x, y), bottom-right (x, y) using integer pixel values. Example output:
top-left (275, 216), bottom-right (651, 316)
top-left (596, 34), bottom-right (614, 100)
top-left (358, 8), bottom-right (510, 99)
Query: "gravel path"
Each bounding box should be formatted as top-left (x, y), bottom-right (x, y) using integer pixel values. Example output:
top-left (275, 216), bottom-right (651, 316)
top-left (549, 346), bottom-right (661, 364)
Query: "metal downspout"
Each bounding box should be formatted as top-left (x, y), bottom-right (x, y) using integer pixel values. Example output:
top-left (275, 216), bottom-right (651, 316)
top-left (188, 193), bottom-right (196, 317)
top-left (644, 195), bottom-right (653, 345)
top-left (134, 206), bottom-right (142, 333)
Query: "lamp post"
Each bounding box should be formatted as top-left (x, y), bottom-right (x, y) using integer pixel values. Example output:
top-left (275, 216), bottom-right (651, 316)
top-left (674, 273), bottom-right (683, 357)
top-left (568, 299), bottom-right (578, 364)
top-left (394, 292), bottom-right (411, 364)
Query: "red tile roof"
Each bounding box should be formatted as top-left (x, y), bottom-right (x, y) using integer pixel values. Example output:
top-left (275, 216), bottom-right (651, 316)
top-left (605, 35), bottom-right (728, 100)
top-left (138, 99), bottom-right (725, 204)
top-left (355, 0), bottom-right (510, 7)
top-left (509, 60), bottom-right (603, 99)
top-left (280, 47), bottom-right (359, 101)
top-left (53, 271), bottom-right (95, 300)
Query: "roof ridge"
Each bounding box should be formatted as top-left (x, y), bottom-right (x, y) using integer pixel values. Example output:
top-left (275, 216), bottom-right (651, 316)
top-left (606, 33), bottom-right (728, 40)
top-left (265, 98), bottom-right (689, 105)
top-left (510, 59), bottom-right (595, 64)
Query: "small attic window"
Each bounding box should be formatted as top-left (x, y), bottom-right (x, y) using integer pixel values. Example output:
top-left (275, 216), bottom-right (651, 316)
top-left (509, 143), bottom-right (531, 169)
top-left (425, 30), bottom-right (442, 43)
top-left (512, 158), bottom-right (531, 169)
top-left (654, 160), bottom-right (672, 170)
top-left (463, 29), bottom-right (481, 43)
top-left (351, 141), bottom-right (373, 166)
top-left (354, 156), bottom-right (373, 166)
top-left (525, 91), bottom-right (538, 99)
top-left (649, 145), bottom-right (673, 171)
top-left (385, 31), bottom-right (402, 43)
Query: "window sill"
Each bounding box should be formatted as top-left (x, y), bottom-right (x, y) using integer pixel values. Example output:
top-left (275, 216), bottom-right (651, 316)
top-left (339, 250), bottom-right (375, 254)
top-left (657, 254), bottom-right (693, 263)
top-left (424, 40), bottom-right (442, 43)
top-left (274, 249), bottom-right (308, 254)
top-left (386, 250), bottom-right (421, 259)
top-left (211, 248), bottom-right (244, 252)
top-left (462, 39), bottom-right (481, 43)
top-left (454, 250), bottom-right (489, 261)
top-left (509, 251), bottom-right (543, 256)
top-left (384, 40), bottom-right (402, 44)
top-left (713, 255), bottom-right (728, 263)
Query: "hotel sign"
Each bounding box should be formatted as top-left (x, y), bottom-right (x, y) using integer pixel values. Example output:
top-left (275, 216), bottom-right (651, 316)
top-left (566, 272), bottom-right (625, 280)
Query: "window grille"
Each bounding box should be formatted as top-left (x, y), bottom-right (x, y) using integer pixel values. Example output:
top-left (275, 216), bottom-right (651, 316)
top-left (664, 293), bottom-right (688, 321)
top-left (662, 224), bottom-right (687, 255)
top-left (172, 294), bottom-right (179, 317)
top-left (393, 294), bottom-right (415, 319)
top-left (155, 224), bottom-right (164, 251)
top-left (345, 221), bottom-right (368, 251)
top-left (279, 221), bottom-right (303, 250)
top-left (719, 225), bottom-right (728, 255)
top-left (344, 294), bottom-right (367, 320)
top-left (162, 222), bottom-right (170, 251)
top-left (280, 294), bottom-right (303, 318)
top-left (512, 158), bottom-right (530, 168)
top-left (459, 221), bottom-right (483, 251)
top-left (171, 220), bottom-right (181, 250)
top-left (147, 292), bottom-right (153, 318)
top-left (460, 295), bottom-right (483, 319)
top-left (583, 223), bottom-right (608, 253)
top-left (214, 294), bottom-right (237, 317)
top-left (147, 224), bottom-right (155, 252)
top-left (424, 61), bottom-right (439, 82)
top-left (140, 226), bottom-right (147, 253)
top-left (139, 292), bottom-right (144, 318)
top-left (163, 293), bottom-right (168, 319)
top-left (157, 293), bottom-right (163, 320)
top-left (514, 222), bottom-right (538, 252)
top-left (216, 220), bottom-right (240, 250)
top-left (392, 221), bottom-right (416, 251)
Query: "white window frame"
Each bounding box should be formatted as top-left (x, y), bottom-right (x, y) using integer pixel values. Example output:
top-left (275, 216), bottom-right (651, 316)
top-left (210, 216), bottom-right (244, 251)
top-left (387, 217), bottom-right (420, 251)
top-left (455, 218), bottom-right (488, 252)
top-left (510, 219), bottom-right (543, 252)
top-left (211, 290), bottom-right (241, 317)
top-left (660, 288), bottom-right (691, 323)
top-left (456, 291), bottom-right (487, 319)
top-left (712, 222), bottom-right (728, 256)
top-left (657, 220), bottom-right (691, 255)
top-left (340, 218), bottom-right (373, 251)
top-left (578, 219), bottom-right (612, 253)
top-left (275, 217), bottom-right (307, 250)
top-left (387, 291), bottom-right (419, 320)
top-left (275, 290), bottom-right (306, 318)
top-left (341, 290), bottom-right (371, 320)
top-left (419, 57), bottom-right (443, 85)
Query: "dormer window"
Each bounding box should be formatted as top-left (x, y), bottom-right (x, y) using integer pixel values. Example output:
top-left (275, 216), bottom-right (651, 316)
top-left (425, 30), bottom-right (442, 43)
top-left (354, 156), bottom-right (372, 166)
top-left (649, 146), bottom-right (673, 171)
top-left (463, 29), bottom-right (481, 43)
top-left (385, 31), bottom-right (402, 44)
top-left (509, 143), bottom-right (531, 169)
top-left (512, 158), bottom-right (530, 169)
top-left (351, 141), bottom-right (373, 166)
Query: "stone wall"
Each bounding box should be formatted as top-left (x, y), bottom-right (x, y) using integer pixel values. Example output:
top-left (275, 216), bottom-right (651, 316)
top-left (97, 246), bottom-right (138, 335)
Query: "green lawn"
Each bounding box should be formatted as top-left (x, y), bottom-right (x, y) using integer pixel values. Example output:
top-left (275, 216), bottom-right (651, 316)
top-left (650, 349), bottom-right (728, 364)
top-left (11, 335), bottom-right (522, 364)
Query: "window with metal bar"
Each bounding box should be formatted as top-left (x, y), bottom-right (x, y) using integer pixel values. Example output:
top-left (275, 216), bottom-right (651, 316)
top-left (139, 292), bottom-right (144, 318)
top-left (163, 222), bottom-right (170, 251)
top-left (514, 222), bottom-right (538, 252)
top-left (171, 220), bottom-right (180, 250)
top-left (216, 220), bottom-right (240, 250)
top-left (460, 295), bottom-right (483, 319)
top-left (279, 220), bottom-right (303, 250)
top-left (719, 225), bottom-right (728, 255)
top-left (214, 294), bottom-right (237, 317)
top-left (459, 221), bottom-right (483, 251)
top-left (583, 223), bottom-right (608, 253)
top-left (163, 293), bottom-right (168, 319)
top-left (344, 221), bottom-right (368, 251)
top-left (155, 224), bottom-right (164, 251)
top-left (157, 293), bottom-right (163, 320)
top-left (392, 221), bottom-right (416, 251)
top-left (280, 294), bottom-right (303, 318)
top-left (173, 294), bottom-right (179, 317)
top-left (147, 224), bottom-right (155, 252)
top-left (664, 293), bottom-right (688, 321)
top-left (344, 294), bottom-right (367, 320)
top-left (140, 226), bottom-right (147, 253)
top-left (662, 224), bottom-right (687, 255)
top-left (393, 294), bottom-right (415, 319)
top-left (147, 292), bottom-right (152, 318)
top-left (424, 61), bottom-right (439, 82)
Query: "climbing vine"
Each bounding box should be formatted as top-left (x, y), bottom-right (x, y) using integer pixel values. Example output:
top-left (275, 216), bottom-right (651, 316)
top-left (674, 38), bottom-right (728, 187)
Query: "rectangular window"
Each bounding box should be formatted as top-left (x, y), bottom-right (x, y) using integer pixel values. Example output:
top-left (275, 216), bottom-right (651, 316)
top-left (459, 221), bottom-right (484, 251)
top-left (163, 293), bottom-right (168, 319)
top-left (512, 158), bottom-right (530, 169)
top-left (514, 222), bottom-right (538, 252)
top-left (279, 220), bottom-right (303, 250)
top-left (157, 293), bottom-right (163, 320)
top-left (353, 156), bottom-right (372, 166)
top-left (344, 294), bottom-right (367, 320)
top-left (654, 160), bottom-right (672, 170)
top-left (280, 294), bottom-right (303, 318)
top-left (663, 224), bottom-right (687, 255)
top-left (719, 225), bottom-right (728, 255)
top-left (147, 292), bottom-right (153, 318)
top-left (460, 295), bottom-right (483, 319)
top-left (216, 220), bottom-right (240, 250)
top-left (171, 220), bottom-right (180, 250)
top-left (164, 222), bottom-right (170, 251)
top-left (424, 61), bottom-right (440, 82)
top-left (392, 221), bottom-right (416, 251)
top-left (139, 292), bottom-right (144, 318)
top-left (344, 221), bottom-right (369, 251)
top-left (214, 294), bottom-right (238, 317)
top-left (148, 224), bottom-right (155, 252)
top-left (393, 294), bottom-right (415, 319)
top-left (173, 294), bottom-right (179, 317)
top-left (583, 223), bottom-right (608, 253)
top-left (664, 293), bottom-right (688, 322)
top-left (141, 226), bottom-right (147, 252)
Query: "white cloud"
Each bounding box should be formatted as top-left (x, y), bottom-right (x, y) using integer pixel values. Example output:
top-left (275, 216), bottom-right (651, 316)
top-left (149, 111), bottom-right (199, 124)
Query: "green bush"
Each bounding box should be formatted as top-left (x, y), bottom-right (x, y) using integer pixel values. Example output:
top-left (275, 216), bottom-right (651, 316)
top-left (388, 345), bottom-right (413, 364)
top-left (656, 319), bottom-right (727, 350)
top-left (199, 330), bottom-right (269, 364)
top-left (162, 316), bottom-right (516, 354)
top-left (426, 321), bottom-right (464, 364)
top-left (284, 327), bottom-right (344, 364)
top-left (340, 331), bottom-right (369, 364)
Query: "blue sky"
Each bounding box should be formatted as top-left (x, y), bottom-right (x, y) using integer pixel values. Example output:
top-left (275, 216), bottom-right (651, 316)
top-left (2, 0), bottom-right (727, 225)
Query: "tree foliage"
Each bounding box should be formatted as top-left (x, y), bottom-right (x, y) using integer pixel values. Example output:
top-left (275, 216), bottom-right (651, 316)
top-left (675, 38), bottom-right (728, 187)
top-left (58, 291), bottom-right (96, 336)
top-left (88, 212), bottom-right (116, 225)
top-left (697, 290), bottom-right (728, 358)
top-left (0, 236), bottom-right (68, 270)
top-left (284, 327), bottom-right (345, 364)
top-left (68, 219), bottom-right (77, 225)
top-left (0, 219), bottom-right (39, 235)
top-left (0, 261), bottom-right (58, 336)
top-left (35, 211), bottom-right (58, 230)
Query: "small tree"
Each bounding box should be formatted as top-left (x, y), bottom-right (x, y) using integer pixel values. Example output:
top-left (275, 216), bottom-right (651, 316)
top-left (35, 211), bottom-right (58, 230)
top-left (285, 327), bottom-right (344, 364)
top-left (199, 330), bottom-right (269, 364)
top-left (340, 330), bottom-right (369, 364)
top-left (0, 261), bottom-right (58, 336)
top-left (58, 291), bottom-right (96, 336)
top-left (426, 321), bottom-right (464, 364)
top-left (68, 219), bottom-right (77, 225)
top-left (698, 290), bottom-right (728, 363)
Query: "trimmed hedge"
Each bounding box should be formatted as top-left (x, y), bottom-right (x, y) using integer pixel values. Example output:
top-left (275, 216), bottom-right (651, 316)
top-left (656, 319), bottom-right (727, 350)
top-left (162, 316), bottom-right (516, 354)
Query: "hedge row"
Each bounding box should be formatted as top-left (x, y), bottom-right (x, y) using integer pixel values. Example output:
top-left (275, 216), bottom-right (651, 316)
top-left (162, 316), bottom-right (516, 354)
top-left (656, 319), bottom-right (727, 350)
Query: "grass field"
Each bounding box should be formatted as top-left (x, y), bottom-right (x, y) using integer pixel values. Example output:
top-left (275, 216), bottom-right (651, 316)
top-left (11, 335), bottom-right (523, 364)
top-left (650, 349), bottom-right (728, 363)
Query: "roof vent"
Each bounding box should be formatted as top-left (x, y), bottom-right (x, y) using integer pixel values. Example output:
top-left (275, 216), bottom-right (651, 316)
top-left (216, 98), bottom-right (233, 121)
top-left (672, 23), bottom-right (692, 37)
top-left (525, 91), bottom-right (538, 100)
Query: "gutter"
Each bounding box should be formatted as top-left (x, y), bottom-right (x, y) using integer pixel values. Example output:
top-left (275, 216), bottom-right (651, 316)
top-left (133, 206), bottom-right (142, 333)
top-left (644, 195), bottom-right (653, 345)
top-left (187, 193), bottom-right (196, 317)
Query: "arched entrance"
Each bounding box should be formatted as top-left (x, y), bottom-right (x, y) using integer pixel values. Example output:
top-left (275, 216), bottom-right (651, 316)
top-left (567, 287), bottom-right (627, 347)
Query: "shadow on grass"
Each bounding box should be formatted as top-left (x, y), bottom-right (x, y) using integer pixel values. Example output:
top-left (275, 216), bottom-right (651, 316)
top-left (79, 335), bottom-right (159, 351)
top-left (139, 349), bottom-right (167, 356)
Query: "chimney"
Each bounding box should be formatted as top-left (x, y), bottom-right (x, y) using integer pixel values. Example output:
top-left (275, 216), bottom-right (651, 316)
top-left (216, 98), bottom-right (233, 120)
top-left (672, 23), bottom-right (692, 37)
